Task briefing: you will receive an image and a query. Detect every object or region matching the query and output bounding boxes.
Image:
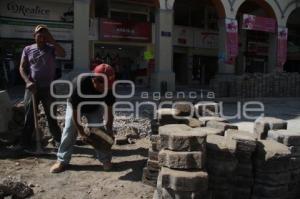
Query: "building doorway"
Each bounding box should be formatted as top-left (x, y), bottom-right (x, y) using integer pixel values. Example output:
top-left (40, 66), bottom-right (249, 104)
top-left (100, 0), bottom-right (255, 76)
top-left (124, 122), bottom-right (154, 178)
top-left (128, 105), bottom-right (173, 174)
top-left (192, 55), bottom-right (218, 85)
top-left (173, 53), bottom-right (188, 85)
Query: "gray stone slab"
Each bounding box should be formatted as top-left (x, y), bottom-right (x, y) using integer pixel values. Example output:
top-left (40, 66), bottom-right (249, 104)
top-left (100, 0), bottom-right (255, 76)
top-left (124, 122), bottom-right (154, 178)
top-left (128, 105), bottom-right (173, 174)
top-left (161, 188), bottom-right (207, 199)
top-left (158, 149), bottom-right (205, 169)
top-left (255, 140), bottom-right (291, 161)
top-left (160, 167), bottom-right (208, 192)
top-left (225, 129), bottom-right (257, 152)
top-left (206, 159), bottom-right (238, 177)
top-left (206, 121), bottom-right (238, 132)
top-left (253, 184), bottom-right (288, 197)
top-left (159, 125), bottom-right (206, 151)
top-left (268, 129), bottom-right (300, 147)
top-left (194, 101), bottom-right (219, 117)
top-left (147, 160), bottom-right (160, 171)
top-left (255, 171), bottom-right (291, 186)
top-left (174, 103), bottom-right (193, 116)
top-left (254, 117), bottom-right (287, 140)
top-left (190, 127), bottom-right (224, 136)
top-left (206, 135), bottom-right (236, 158)
top-left (149, 148), bottom-right (159, 161)
top-left (198, 116), bottom-right (228, 127)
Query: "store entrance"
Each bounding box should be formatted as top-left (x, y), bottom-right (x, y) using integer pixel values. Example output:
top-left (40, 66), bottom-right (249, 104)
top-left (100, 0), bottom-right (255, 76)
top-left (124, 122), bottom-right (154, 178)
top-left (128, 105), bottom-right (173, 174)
top-left (173, 53), bottom-right (188, 85)
top-left (244, 30), bottom-right (269, 73)
top-left (93, 44), bottom-right (147, 83)
top-left (192, 55), bottom-right (218, 85)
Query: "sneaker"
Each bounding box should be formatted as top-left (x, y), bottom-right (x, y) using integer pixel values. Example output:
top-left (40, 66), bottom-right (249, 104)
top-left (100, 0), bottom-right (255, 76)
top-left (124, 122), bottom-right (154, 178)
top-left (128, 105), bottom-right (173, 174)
top-left (50, 161), bottom-right (68, 173)
top-left (103, 162), bottom-right (113, 171)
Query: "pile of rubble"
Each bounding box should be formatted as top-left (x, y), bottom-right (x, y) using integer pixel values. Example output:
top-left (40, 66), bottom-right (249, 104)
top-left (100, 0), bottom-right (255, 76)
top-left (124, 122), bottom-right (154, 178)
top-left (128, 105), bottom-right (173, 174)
top-left (143, 101), bottom-right (300, 199)
top-left (211, 72), bottom-right (300, 98)
top-left (0, 177), bottom-right (33, 199)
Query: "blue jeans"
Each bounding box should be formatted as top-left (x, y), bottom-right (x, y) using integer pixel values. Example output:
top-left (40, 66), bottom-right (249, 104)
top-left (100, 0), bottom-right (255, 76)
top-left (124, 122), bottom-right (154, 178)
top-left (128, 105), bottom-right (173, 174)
top-left (57, 102), bottom-right (112, 164)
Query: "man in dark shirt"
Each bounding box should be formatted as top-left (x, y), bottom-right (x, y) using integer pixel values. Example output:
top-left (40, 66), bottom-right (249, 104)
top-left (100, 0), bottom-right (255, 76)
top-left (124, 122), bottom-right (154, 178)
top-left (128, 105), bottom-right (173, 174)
top-left (50, 64), bottom-right (116, 173)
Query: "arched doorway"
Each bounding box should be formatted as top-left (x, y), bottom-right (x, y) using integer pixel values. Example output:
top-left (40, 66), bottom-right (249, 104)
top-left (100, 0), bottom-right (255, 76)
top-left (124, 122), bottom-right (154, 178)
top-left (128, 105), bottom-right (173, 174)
top-left (172, 0), bottom-right (225, 86)
top-left (236, 0), bottom-right (277, 74)
top-left (285, 7), bottom-right (300, 73)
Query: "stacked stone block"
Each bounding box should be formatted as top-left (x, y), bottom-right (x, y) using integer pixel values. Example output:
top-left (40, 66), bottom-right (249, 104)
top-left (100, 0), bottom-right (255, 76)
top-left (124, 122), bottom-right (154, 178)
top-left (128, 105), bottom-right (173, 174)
top-left (268, 130), bottom-right (300, 199)
top-left (225, 130), bottom-right (257, 199)
top-left (206, 135), bottom-right (237, 199)
top-left (211, 72), bottom-right (300, 98)
top-left (143, 134), bottom-right (161, 187)
top-left (252, 140), bottom-right (291, 199)
top-left (253, 117), bottom-right (287, 140)
top-left (154, 124), bottom-right (208, 199)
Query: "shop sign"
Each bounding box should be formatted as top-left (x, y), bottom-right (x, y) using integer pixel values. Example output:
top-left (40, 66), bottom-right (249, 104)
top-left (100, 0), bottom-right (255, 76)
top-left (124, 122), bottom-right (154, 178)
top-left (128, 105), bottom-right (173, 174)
top-left (0, 18), bottom-right (73, 40)
top-left (194, 30), bottom-right (218, 49)
top-left (161, 31), bottom-right (171, 37)
top-left (277, 27), bottom-right (288, 71)
top-left (242, 14), bottom-right (276, 33)
top-left (225, 18), bottom-right (238, 64)
top-left (100, 18), bottom-right (151, 42)
top-left (0, 0), bottom-right (73, 22)
top-left (173, 26), bottom-right (193, 47)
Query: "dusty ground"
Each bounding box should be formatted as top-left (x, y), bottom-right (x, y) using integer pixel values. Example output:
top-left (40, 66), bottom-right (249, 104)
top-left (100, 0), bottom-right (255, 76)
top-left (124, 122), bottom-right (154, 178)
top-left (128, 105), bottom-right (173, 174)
top-left (1, 98), bottom-right (300, 199)
top-left (0, 138), bottom-right (155, 199)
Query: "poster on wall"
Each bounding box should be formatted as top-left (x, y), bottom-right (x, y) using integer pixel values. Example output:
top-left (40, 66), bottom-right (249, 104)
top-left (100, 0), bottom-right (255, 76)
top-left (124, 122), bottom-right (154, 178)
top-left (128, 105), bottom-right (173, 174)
top-left (194, 30), bottom-right (218, 49)
top-left (277, 27), bottom-right (288, 71)
top-left (225, 18), bottom-right (238, 64)
top-left (100, 18), bottom-right (152, 42)
top-left (242, 14), bottom-right (276, 33)
top-left (173, 26), bottom-right (193, 47)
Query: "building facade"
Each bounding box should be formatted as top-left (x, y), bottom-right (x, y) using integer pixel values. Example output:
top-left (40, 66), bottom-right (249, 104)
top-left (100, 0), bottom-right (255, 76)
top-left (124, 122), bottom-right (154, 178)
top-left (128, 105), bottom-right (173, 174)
top-left (1, 0), bottom-right (299, 91)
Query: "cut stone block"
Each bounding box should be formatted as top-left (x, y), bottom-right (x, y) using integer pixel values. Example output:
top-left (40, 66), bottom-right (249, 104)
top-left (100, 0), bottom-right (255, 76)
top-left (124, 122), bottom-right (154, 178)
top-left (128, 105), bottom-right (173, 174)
top-left (254, 117), bottom-right (287, 140)
top-left (151, 120), bottom-right (159, 135)
top-left (174, 102), bottom-right (193, 116)
top-left (232, 176), bottom-right (254, 187)
top-left (151, 142), bottom-right (161, 152)
top-left (159, 125), bottom-right (206, 151)
top-left (147, 160), bottom-right (160, 171)
top-left (150, 134), bottom-right (160, 143)
top-left (198, 116), bottom-right (228, 127)
top-left (255, 140), bottom-right (291, 172)
top-left (253, 184), bottom-right (288, 197)
top-left (234, 164), bottom-right (253, 177)
top-left (158, 149), bottom-right (205, 169)
top-left (115, 136), bottom-right (128, 145)
top-left (157, 108), bottom-right (180, 125)
top-left (290, 157), bottom-right (300, 169)
top-left (160, 167), bottom-right (208, 192)
top-left (206, 121), bottom-right (238, 132)
top-left (225, 129), bottom-right (257, 152)
top-left (289, 145), bottom-right (300, 157)
top-left (233, 187), bottom-right (251, 199)
top-left (206, 135), bottom-right (236, 159)
top-left (268, 129), bottom-right (300, 147)
top-left (255, 171), bottom-right (291, 186)
top-left (256, 140), bottom-right (291, 161)
top-left (180, 117), bottom-right (202, 128)
top-left (143, 167), bottom-right (159, 179)
top-left (190, 127), bottom-right (224, 136)
top-left (142, 167), bottom-right (158, 187)
top-left (161, 188), bottom-right (207, 199)
top-left (194, 101), bottom-right (219, 117)
top-left (149, 148), bottom-right (159, 161)
top-left (206, 159), bottom-right (238, 177)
